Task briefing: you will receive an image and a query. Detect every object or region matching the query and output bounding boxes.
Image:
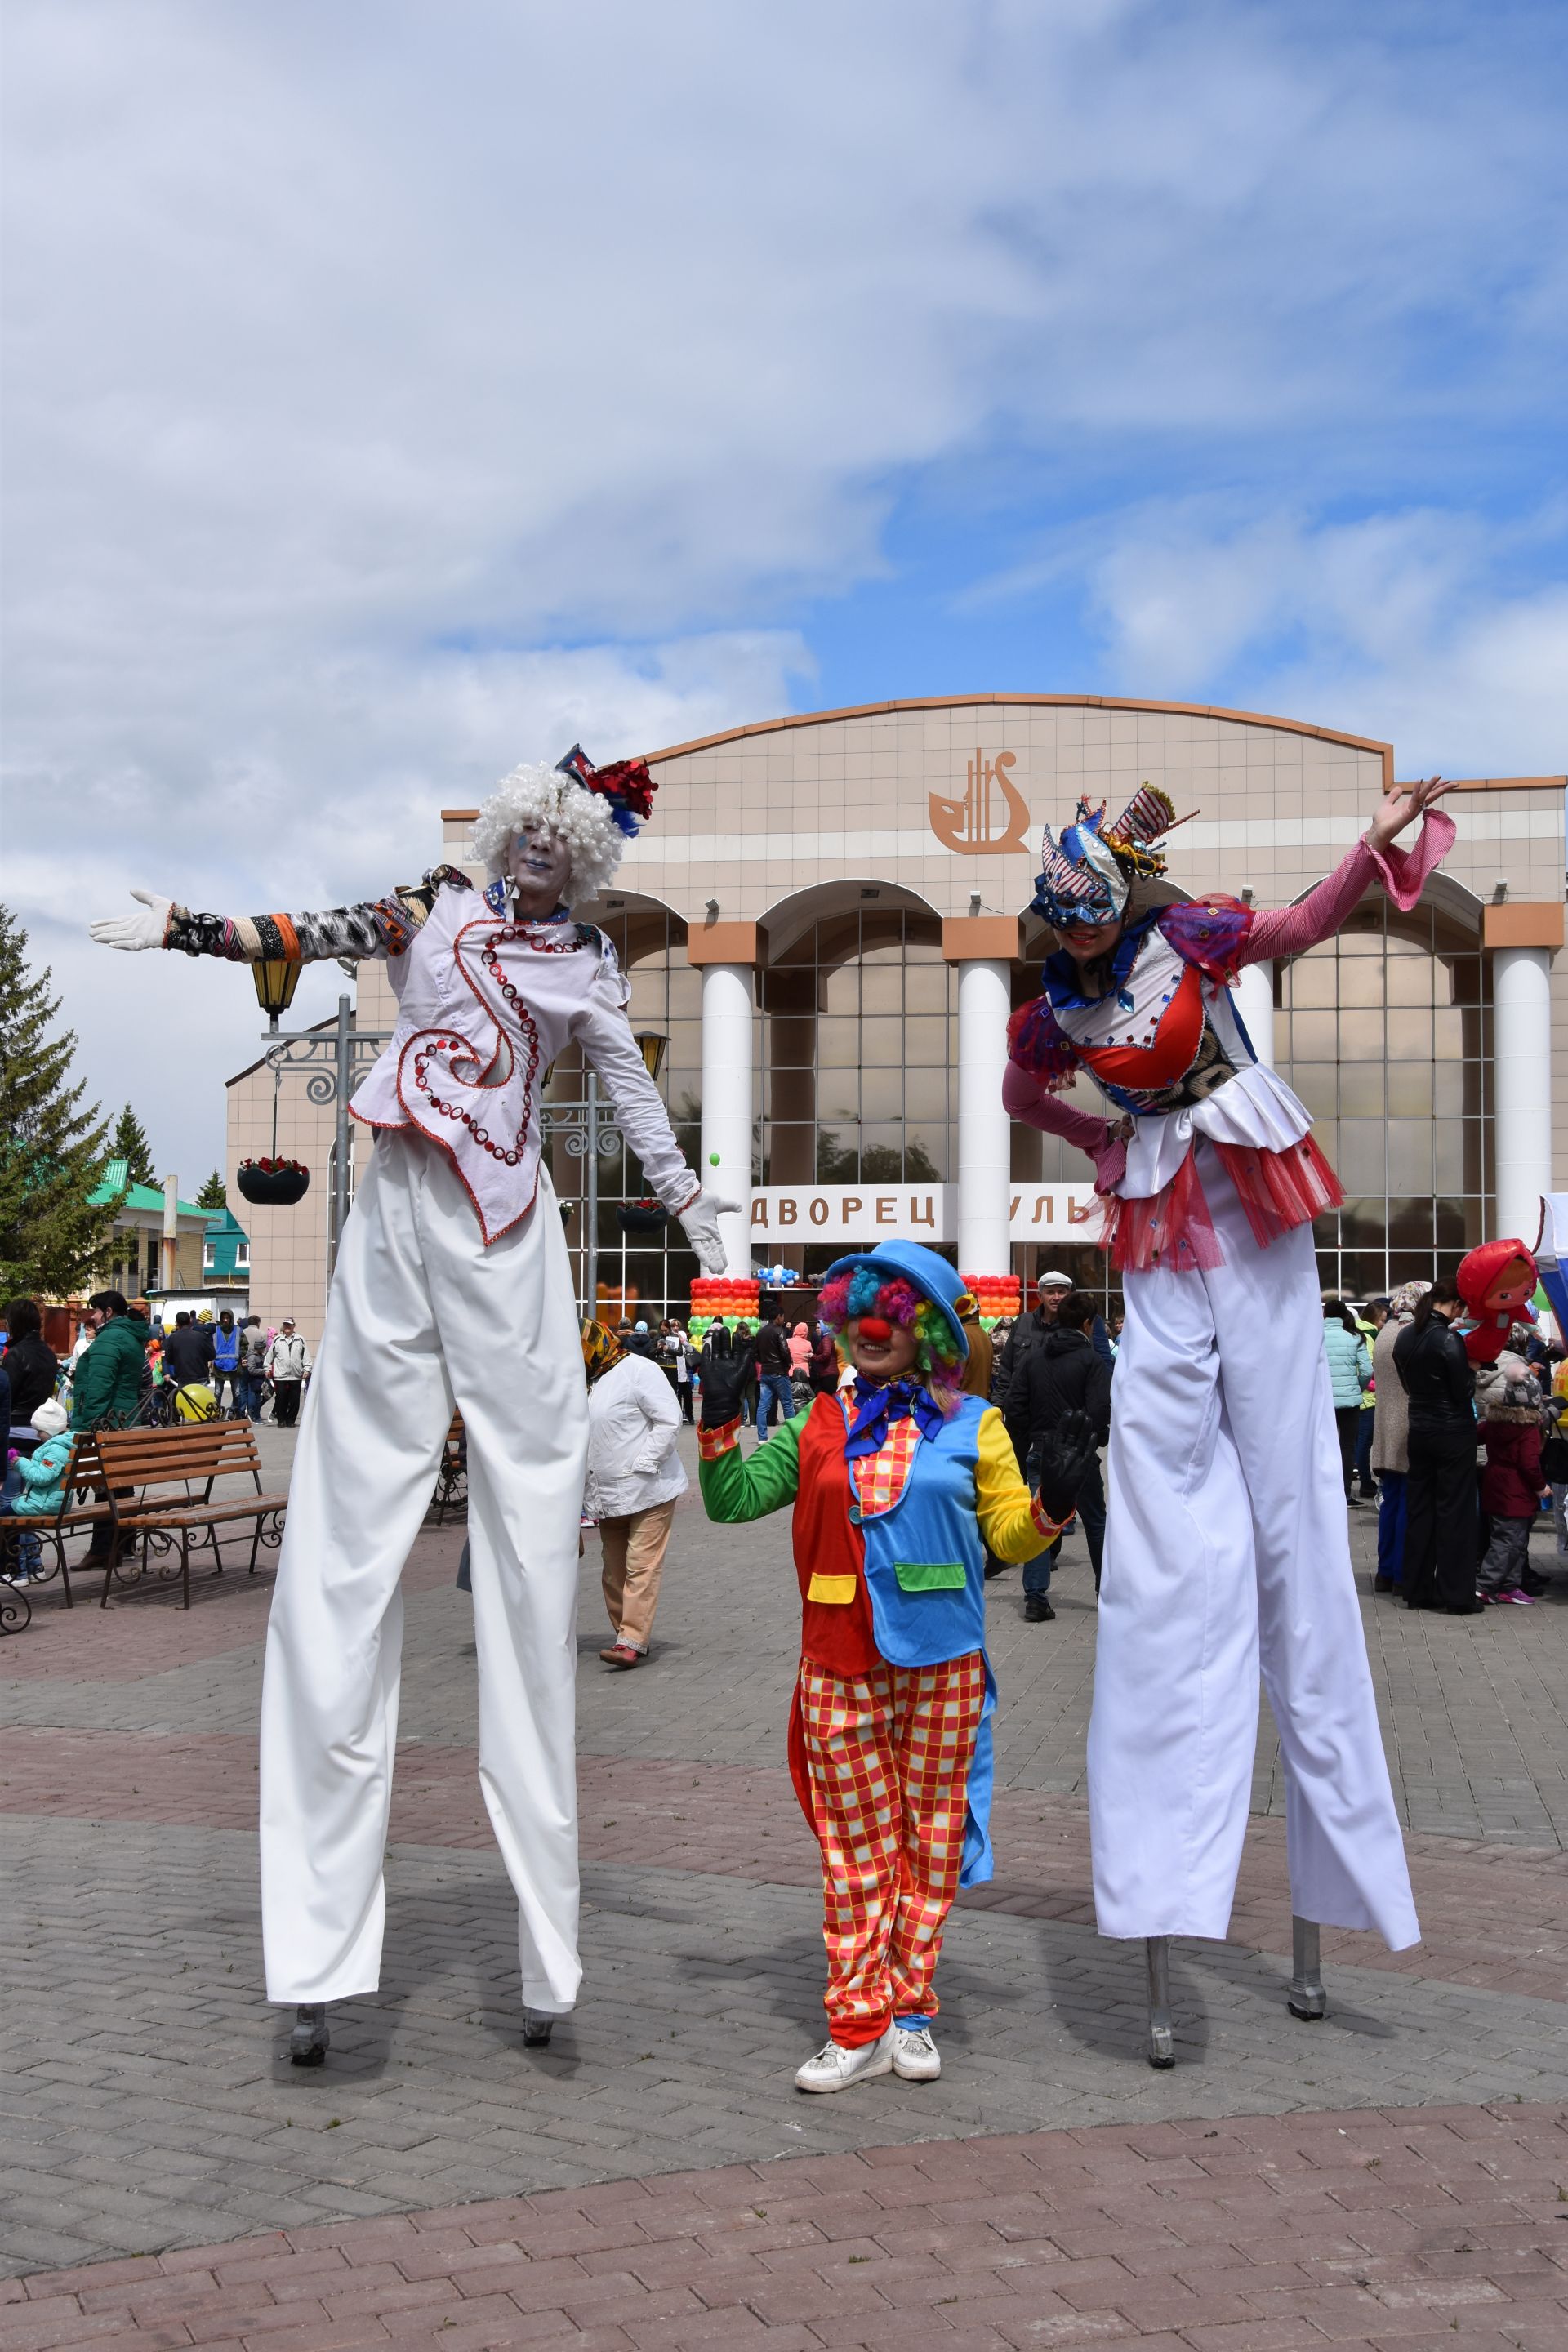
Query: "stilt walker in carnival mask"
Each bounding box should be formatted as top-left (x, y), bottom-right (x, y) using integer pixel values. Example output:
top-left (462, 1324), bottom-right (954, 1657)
top-left (91, 748), bottom-right (730, 2063)
top-left (696, 1240), bottom-right (1096, 2093)
top-left (1005, 773), bottom-right (1455, 2064)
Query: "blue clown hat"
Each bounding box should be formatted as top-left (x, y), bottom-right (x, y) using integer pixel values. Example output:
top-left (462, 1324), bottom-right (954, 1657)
top-left (822, 1239), bottom-right (969, 1361)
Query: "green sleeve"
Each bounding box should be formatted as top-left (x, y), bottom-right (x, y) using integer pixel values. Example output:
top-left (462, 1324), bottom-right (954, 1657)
top-left (697, 1407), bottom-right (809, 1523)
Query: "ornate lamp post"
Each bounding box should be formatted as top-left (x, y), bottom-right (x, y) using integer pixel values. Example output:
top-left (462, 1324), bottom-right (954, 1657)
top-left (252, 959), bottom-right (304, 1032)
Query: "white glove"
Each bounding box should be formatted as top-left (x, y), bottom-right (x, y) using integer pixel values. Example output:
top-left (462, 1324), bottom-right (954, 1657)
top-left (90, 889), bottom-right (172, 951)
top-left (677, 1191), bottom-right (737, 1276)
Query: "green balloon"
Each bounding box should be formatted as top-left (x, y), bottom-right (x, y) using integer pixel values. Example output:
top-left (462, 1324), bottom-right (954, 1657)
top-left (709, 1152), bottom-right (720, 1165)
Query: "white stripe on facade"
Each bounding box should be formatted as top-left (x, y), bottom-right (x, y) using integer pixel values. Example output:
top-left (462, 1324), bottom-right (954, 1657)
top-left (621, 809), bottom-right (1561, 866)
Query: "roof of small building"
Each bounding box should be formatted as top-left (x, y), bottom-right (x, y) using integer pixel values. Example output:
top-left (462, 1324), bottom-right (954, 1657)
top-left (87, 1178), bottom-right (220, 1221)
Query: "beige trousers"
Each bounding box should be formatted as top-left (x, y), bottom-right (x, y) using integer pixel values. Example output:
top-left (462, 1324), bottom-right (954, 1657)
top-left (599, 1500), bottom-right (676, 1652)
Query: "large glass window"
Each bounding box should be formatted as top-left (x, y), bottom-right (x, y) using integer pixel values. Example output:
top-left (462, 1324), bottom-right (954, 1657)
top-left (544, 906), bottom-right (706, 1326)
top-left (760, 909), bottom-right (958, 1277)
top-left (760, 911), bottom-right (956, 1192)
top-left (1277, 904), bottom-right (1491, 1298)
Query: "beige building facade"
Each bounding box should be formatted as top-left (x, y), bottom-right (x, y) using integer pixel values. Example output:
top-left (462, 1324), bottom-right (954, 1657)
top-left (228, 695), bottom-right (1566, 1339)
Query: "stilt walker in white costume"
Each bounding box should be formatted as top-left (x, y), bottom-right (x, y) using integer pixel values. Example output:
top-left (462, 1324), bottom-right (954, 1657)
top-left (1004, 772), bottom-right (1454, 2065)
top-left (91, 746), bottom-right (728, 2063)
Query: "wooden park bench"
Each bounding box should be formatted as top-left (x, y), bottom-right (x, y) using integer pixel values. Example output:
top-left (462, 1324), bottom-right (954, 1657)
top-left (428, 1409), bottom-right (467, 1526)
top-left (91, 1421), bottom-right (290, 1610)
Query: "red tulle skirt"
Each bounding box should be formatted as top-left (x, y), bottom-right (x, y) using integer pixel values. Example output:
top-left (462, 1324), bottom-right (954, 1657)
top-left (1099, 1134), bottom-right (1343, 1275)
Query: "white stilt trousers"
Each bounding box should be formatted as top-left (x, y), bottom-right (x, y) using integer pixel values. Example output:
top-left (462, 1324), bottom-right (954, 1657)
top-left (259, 1130), bottom-right (586, 2011)
top-left (1088, 1143), bottom-right (1419, 1950)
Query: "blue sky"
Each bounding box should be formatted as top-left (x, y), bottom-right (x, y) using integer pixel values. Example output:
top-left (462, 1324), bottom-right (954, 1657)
top-left (3, 0), bottom-right (1565, 1170)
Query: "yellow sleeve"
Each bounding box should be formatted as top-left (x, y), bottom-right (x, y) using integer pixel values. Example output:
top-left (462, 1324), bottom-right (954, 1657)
top-left (974, 1405), bottom-right (1064, 1563)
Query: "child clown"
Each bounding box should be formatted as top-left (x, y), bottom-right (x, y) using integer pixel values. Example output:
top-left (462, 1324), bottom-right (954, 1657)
top-left (697, 1239), bottom-right (1094, 2094)
top-left (91, 747), bottom-right (728, 2064)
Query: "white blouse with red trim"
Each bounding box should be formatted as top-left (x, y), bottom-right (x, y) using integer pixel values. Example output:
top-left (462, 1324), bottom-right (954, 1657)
top-left (349, 885), bottom-right (701, 1245)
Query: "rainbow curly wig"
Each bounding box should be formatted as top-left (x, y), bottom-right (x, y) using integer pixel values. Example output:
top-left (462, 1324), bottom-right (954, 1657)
top-left (817, 1270), bottom-right (964, 1412)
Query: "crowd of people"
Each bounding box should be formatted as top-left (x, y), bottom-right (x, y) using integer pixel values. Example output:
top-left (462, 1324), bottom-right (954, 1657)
top-left (0, 1294), bottom-right (321, 1586)
top-left (1356, 1283), bottom-right (1567, 1612)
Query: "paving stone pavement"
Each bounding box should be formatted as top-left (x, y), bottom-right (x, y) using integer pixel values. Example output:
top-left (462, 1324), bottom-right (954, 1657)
top-left (8, 2106), bottom-right (1568, 2352)
top-left (4, 1423), bottom-right (1568, 2344)
top-left (5, 1818), bottom-right (1568, 2277)
top-left (7, 1429), bottom-right (1568, 1845)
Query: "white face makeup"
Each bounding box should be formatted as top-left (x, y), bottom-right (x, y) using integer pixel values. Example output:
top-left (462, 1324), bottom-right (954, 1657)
top-left (506, 826), bottom-right (573, 918)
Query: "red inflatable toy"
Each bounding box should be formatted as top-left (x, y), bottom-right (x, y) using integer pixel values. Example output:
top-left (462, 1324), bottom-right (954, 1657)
top-left (1454, 1236), bottom-right (1539, 1366)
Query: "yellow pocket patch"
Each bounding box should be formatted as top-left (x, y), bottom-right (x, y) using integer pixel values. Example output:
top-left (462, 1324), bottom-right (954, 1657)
top-left (807, 1573), bottom-right (858, 1606)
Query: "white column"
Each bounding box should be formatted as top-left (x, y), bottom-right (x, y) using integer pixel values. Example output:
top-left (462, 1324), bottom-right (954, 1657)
top-left (1493, 945), bottom-right (1552, 1249)
top-left (161, 1173), bottom-right (180, 1291)
top-left (699, 961), bottom-right (755, 1276)
top-left (956, 957), bottom-right (1013, 1276)
top-left (1232, 958), bottom-right (1275, 1070)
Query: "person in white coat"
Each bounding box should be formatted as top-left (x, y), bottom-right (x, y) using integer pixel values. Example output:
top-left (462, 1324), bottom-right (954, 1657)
top-left (581, 1319), bottom-right (688, 1668)
top-left (90, 745), bottom-right (729, 2065)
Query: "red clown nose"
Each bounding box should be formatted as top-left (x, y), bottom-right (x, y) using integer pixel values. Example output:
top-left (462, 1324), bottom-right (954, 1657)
top-left (858, 1316), bottom-right (893, 1342)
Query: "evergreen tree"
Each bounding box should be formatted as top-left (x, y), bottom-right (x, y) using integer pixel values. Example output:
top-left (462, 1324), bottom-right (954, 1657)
top-left (109, 1102), bottom-right (157, 1190)
top-left (0, 906), bottom-right (115, 1296)
top-left (196, 1169), bottom-right (228, 1210)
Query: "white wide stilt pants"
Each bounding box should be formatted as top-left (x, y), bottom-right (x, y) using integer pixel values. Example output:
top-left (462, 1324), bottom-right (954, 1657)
top-left (259, 1130), bottom-right (586, 2011)
top-left (1088, 1143), bottom-right (1419, 1950)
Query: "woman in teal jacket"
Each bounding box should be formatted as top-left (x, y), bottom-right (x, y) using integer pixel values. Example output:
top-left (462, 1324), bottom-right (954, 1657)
top-left (1322, 1298), bottom-right (1373, 1504)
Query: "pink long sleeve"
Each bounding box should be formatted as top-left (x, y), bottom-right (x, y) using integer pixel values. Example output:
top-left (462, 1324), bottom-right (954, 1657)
top-left (1244, 810), bottom-right (1456, 964)
top-left (1002, 1062), bottom-right (1126, 1192)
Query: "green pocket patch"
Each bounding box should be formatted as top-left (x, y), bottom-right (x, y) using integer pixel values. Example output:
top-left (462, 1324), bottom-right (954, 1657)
top-left (894, 1560), bottom-right (967, 1592)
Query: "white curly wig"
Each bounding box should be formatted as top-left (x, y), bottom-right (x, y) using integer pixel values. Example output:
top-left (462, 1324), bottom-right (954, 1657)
top-left (470, 762), bottom-right (627, 905)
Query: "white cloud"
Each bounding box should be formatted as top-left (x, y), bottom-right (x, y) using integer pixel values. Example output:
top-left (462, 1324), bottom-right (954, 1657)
top-left (1081, 501), bottom-right (1568, 775)
top-left (2, 0), bottom-right (1563, 1174)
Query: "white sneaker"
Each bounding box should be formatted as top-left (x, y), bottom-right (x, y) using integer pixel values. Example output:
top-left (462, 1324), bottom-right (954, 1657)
top-left (794, 2025), bottom-right (894, 2094)
top-left (891, 2023), bottom-right (941, 2081)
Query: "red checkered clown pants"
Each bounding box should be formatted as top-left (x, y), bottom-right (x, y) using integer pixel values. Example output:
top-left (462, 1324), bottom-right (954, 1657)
top-left (795, 1650), bottom-right (986, 2047)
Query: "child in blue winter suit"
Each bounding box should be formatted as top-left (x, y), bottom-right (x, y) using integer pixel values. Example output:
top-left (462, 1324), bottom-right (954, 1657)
top-left (1, 1396), bottom-right (72, 1584)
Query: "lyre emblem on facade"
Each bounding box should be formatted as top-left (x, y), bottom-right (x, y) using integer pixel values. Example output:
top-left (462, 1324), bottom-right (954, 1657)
top-left (929, 748), bottom-right (1031, 855)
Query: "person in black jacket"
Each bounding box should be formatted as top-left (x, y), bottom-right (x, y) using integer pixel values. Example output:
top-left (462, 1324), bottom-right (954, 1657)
top-left (2, 1300), bottom-right (60, 1433)
top-left (163, 1311), bottom-right (216, 1390)
top-left (996, 1272), bottom-right (1072, 1454)
top-left (1013, 1290), bottom-right (1113, 1617)
top-left (752, 1307), bottom-right (795, 1441)
top-left (1392, 1276), bottom-right (1481, 1615)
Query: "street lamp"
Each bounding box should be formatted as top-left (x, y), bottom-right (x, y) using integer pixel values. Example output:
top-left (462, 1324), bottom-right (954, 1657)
top-left (635, 1031), bottom-right (669, 1083)
top-left (252, 959), bottom-right (303, 1032)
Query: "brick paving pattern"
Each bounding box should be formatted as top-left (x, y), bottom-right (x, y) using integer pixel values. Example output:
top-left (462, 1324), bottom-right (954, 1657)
top-left (3, 1424), bottom-right (1568, 2344)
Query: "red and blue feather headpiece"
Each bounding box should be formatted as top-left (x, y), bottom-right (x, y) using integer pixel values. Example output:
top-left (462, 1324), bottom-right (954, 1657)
top-left (555, 743), bottom-right (657, 840)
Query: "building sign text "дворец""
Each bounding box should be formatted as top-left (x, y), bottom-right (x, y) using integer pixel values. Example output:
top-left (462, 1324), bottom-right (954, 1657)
top-left (748, 1185), bottom-right (1102, 1245)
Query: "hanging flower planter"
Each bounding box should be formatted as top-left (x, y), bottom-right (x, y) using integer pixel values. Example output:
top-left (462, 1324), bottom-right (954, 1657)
top-left (616, 1197), bottom-right (668, 1235)
top-left (237, 1156), bottom-right (311, 1207)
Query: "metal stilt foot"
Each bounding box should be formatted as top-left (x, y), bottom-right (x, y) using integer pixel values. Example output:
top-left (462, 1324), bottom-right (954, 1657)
top-left (1287, 1916), bottom-right (1326, 2020)
top-left (522, 2007), bottom-right (555, 2047)
top-left (288, 2002), bottom-right (330, 2066)
top-left (1145, 1936), bottom-right (1175, 2068)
